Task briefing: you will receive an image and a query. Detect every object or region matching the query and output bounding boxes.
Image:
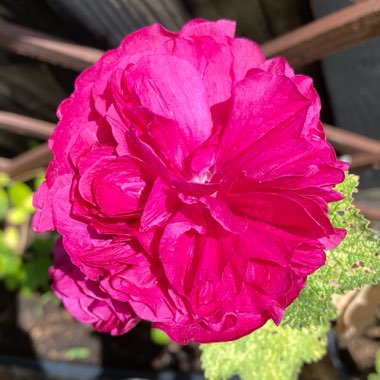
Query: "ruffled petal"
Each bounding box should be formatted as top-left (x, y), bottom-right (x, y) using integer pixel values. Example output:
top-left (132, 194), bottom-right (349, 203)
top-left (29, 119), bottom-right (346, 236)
top-left (180, 19), bottom-right (236, 42)
top-left (127, 54), bottom-right (213, 152)
top-left (216, 69), bottom-right (310, 175)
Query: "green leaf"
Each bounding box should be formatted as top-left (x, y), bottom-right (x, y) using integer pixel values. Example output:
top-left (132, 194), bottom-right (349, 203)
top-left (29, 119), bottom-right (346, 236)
top-left (7, 207), bottom-right (29, 225)
top-left (284, 174), bottom-right (380, 329)
top-left (34, 172), bottom-right (46, 190)
top-left (0, 172), bottom-right (10, 187)
top-left (30, 236), bottom-right (55, 255)
top-left (65, 347), bottom-right (91, 361)
top-left (151, 328), bottom-right (170, 346)
top-left (0, 239), bottom-right (19, 275)
top-left (8, 182), bottom-right (33, 210)
top-left (375, 348), bottom-right (380, 374)
top-left (0, 238), bottom-right (24, 290)
top-left (3, 226), bottom-right (20, 251)
top-left (0, 187), bottom-right (8, 220)
top-left (22, 251), bottom-right (52, 293)
top-left (201, 321), bottom-right (327, 380)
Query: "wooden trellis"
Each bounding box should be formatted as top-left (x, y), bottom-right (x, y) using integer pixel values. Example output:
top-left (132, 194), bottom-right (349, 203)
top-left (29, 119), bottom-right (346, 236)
top-left (0, 0), bottom-right (380, 218)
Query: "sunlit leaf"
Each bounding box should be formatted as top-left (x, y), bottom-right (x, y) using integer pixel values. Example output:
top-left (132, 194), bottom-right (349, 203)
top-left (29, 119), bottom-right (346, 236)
top-left (3, 226), bottom-right (20, 251)
top-left (23, 251), bottom-right (52, 293)
top-left (7, 207), bottom-right (29, 225)
top-left (8, 182), bottom-right (33, 209)
top-left (151, 328), bottom-right (170, 346)
top-left (34, 172), bottom-right (46, 190)
top-left (201, 322), bottom-right (327, 380)
top-left (0, 172), bottom-right (10, 187)
top-left (0, 187), bottom-right (7, 220)
top-left (65, 347), bottom-right (91, 361)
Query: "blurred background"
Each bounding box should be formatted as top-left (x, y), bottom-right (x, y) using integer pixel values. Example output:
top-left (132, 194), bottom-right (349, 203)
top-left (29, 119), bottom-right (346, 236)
top-left (0, 0), bottom-right (379, 379)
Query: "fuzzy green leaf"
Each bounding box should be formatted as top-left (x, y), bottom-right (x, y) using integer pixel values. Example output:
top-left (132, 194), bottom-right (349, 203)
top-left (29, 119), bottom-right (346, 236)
top-left (151, 328), bottom-right (170, 346)
top-left (8, 182), bottom-right (33, 211)
top-left (7, 207), bottom-right (29, 225)
top-left (0, 187), bottom-right (7, 220)
top-left (0, 173), bottom-right (10, 187)
top-left (201, 322), bottom-right (327, 380)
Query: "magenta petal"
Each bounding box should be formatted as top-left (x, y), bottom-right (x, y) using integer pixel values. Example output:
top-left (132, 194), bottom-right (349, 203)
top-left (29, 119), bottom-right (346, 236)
top-left (140, 177), bottom-right (179, 231)
top-left (159, 218), bottom-right (197, 293)
top-left (33, 174), bottom-right (72, 232)
top-left (180, 19), bottom-right (236, 41)
top-left (259, 57), bottom-right (295, 77)
top-left (128, 127), bottom-right (173, 182)
top-left (154, 310), bottom-right (268, 344)
top-left (230, 38), bottom-right (265, 82)
top-left (50, 239), bottom-right (140, 334)
top-left (225, 189), bottom-right (333, 242)
top-left (33, 182), bottom-right (53, 232)
top-left (94, 156), bottom-right (148, 216)
top-left (216, 69), bottom-right (310, 174)
top-left (200, 195), bottom-right (248, 234)
top-left (127, 55), bottom-right (213, 150)
top-left (291, 244), bottom-right (326, 276)
top-left (161, 36), bottom-right (233, 106)
top-left (147, 116), bottom-right (191, 173)
top-left (121, 23), bottom-right (176, 59)
top-left (252, 261), bottom-right (293, 297)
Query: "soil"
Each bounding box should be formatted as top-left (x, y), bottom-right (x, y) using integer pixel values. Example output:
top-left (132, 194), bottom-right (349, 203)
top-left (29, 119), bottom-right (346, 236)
top-left (0, 283), bottom-right (202, 378)
top-left (0, 282), bottom-right (378, 380)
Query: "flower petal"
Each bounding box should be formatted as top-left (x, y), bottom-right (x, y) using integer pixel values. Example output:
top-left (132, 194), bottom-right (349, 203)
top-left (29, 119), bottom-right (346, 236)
top-left (180, 19), bottom-right (236, 42)
top-left (127, 54), bottom-right (213, 151)
top-left (216, 69), bottom-right (310, 175)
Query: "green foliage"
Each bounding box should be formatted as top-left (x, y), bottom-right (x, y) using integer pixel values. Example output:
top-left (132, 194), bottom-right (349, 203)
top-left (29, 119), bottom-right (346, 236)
top-left (201, 322), bottom-right (327, 380)
top-left (201, 174), bottom-right (380, 380)
top-left (3, 226), bottom-right (20, 250)
top-left (0, 187), bottom-right (8, 220)
top-left (368, 349), bottom-right (380, 380)
top-left (65, 347), bottom-right (91, 361)
top-left (0, 173), bottom-right (10, 187)
top-left (8, 181), bottom-right (34, 212)
top-left (7, 207), bottom-right (29, 225)
top-left (0, 172), bottom-right (53, 294)
top-left (0, 237), bottom-right (24, 290)
top-left (151, 328), bottom-right (171, 346)
top-left (34, 174), bottom-right (45, 190)
top-left (22, 248), bottom-right (53, 296)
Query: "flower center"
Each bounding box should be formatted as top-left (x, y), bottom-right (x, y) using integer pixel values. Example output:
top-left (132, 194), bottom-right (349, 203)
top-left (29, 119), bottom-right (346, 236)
top-left (194, 169), bottom-right (213, 184)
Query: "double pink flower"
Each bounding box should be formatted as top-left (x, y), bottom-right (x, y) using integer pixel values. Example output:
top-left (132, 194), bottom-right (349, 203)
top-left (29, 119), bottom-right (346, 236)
top-left (34, 19), bottom-right (347, 344)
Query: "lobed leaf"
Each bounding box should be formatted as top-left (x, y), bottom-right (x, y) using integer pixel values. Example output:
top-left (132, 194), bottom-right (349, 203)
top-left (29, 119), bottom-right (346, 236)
top-left (201, 321), bottom-right (327, 380)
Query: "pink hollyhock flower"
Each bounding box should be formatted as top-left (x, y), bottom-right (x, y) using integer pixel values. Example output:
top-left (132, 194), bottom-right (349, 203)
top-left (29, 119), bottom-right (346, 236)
top-left (34, 19), bottom-right (348, 344)
top-left (50, 239), bottom-right (140, 335)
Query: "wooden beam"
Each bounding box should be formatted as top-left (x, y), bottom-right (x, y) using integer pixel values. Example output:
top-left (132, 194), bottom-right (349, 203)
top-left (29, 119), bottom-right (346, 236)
top-left (262, 0), bottom-right (380, 67)
top-left (6, 144), bottom-right (52, 178)
top-left (324, 124), bottom-right (380, 154)
top-left (0, 111), bottom-right (55, 139)
top-left (349, 152), bottom-right (380, 169)
top-left (0, 20), bottom-right (103, 71)
top-left (354, 202), bottom-right (380, 220)
top-left (0, 157), bottom-right (11, 173)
